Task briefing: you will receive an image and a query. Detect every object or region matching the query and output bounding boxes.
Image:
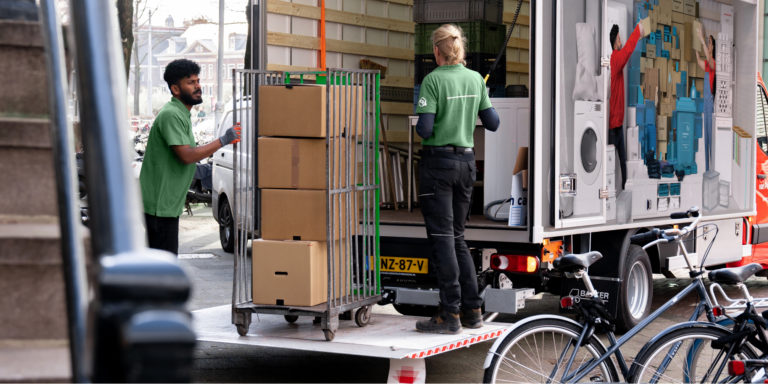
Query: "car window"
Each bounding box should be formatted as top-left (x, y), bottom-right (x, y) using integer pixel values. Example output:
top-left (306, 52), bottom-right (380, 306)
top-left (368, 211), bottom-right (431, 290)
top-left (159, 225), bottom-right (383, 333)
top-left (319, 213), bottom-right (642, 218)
top-left (217, 111), bottom-right (233, 137)
top-left (757, 84), bottom-right (768, 155)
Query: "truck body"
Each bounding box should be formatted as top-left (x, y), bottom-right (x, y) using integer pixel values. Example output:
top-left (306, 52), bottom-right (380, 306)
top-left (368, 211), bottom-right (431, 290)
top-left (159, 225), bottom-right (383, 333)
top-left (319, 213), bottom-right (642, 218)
top-left (380, 0), bottom-right (763, 330)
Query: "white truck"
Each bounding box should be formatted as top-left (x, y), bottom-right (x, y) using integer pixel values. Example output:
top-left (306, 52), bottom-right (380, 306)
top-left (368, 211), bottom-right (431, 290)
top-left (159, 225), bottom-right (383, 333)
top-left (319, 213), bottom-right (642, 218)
top-left (377, 0), bottom-right (764, 332)
top-left (212, 0), bottom-right (765, 332)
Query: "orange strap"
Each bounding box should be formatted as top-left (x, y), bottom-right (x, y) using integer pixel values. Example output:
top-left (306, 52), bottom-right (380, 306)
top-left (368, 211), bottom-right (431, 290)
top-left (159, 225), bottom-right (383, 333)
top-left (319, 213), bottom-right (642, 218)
top-left (319, 0), bottom-right (326, 70)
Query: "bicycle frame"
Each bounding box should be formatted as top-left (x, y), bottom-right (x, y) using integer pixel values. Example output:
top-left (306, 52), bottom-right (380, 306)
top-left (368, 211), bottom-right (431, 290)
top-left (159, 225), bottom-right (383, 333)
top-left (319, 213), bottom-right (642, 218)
top-left (562, 275), bottom-right (715, 383)
top-left (562, 218), bottom-right (717, 383)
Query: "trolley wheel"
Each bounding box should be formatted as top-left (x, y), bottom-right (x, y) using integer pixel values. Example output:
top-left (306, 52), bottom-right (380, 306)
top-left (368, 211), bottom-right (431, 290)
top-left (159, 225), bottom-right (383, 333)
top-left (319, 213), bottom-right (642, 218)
top-left (236, 320), bottom-right (251, 336)
top-left (355, 306), bottom-right (372, 327)
top-left (284, 315), bottom-right (299, 324)
top-left (323, 329), bottom-right (335, 341)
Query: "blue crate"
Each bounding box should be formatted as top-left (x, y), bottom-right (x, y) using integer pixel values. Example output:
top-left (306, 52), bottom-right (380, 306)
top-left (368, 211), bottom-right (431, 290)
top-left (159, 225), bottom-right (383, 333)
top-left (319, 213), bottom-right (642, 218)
top-left (658, 183), bottom-right (670, 197)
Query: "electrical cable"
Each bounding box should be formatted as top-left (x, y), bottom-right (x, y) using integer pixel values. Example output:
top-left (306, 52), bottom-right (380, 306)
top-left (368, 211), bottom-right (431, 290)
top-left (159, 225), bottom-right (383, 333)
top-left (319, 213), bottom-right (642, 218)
top-left (484, 0), bottom-right (523, 84)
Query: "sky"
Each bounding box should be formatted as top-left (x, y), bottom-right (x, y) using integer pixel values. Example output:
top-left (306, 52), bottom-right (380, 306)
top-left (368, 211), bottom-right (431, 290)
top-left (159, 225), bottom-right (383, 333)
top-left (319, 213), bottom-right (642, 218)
top-left (138, 0), bottom-right (249, 27)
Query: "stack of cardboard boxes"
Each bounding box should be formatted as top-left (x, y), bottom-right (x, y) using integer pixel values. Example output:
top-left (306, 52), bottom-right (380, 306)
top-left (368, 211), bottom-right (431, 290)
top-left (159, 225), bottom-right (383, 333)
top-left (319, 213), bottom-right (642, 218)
top-left (635, 0), bottom-right (705, 162)
top-left (251, 84), bottom-right (360, 307)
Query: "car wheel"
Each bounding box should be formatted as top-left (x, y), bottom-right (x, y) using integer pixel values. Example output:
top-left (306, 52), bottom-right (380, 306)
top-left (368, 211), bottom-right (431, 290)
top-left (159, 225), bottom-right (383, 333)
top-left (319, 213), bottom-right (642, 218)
top-left (616, 244), bottom-right (653, 332)
top-left (219, 197), bottom-right (235, 253)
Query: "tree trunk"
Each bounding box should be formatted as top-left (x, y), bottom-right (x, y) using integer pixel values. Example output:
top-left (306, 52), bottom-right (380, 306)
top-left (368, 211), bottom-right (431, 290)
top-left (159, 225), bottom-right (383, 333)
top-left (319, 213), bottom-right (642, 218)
top-left (116, 0), bottom-right (133, 80)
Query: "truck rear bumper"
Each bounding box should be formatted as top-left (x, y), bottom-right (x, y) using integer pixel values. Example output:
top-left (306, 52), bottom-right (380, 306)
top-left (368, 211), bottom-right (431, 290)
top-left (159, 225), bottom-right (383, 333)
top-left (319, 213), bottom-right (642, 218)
top-left (382, 287), bottom-right (535, 315)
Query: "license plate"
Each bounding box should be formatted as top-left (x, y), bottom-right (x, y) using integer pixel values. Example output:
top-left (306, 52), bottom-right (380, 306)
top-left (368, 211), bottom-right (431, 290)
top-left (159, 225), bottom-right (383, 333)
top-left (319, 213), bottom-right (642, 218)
top-left (380, 256), bottom-right (428, 274)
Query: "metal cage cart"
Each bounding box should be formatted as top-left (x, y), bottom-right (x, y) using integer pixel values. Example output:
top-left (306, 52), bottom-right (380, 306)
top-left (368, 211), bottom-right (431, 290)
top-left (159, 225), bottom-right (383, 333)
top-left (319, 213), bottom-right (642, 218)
top-left (231, 69), bottom-right (382, 341)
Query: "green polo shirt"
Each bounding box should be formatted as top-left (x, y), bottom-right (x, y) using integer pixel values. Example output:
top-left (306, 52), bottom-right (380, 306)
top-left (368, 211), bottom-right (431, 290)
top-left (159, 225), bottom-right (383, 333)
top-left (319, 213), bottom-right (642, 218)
top-left (415, 64), bottom-right (492, 147)
top-left (140, 97), bottom-right (196, 217)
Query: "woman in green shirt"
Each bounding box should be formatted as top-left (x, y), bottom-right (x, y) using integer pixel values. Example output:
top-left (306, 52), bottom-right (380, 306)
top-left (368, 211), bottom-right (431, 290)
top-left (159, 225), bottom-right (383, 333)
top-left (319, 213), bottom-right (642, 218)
top-left (414, 24), bottom-right (500, 334)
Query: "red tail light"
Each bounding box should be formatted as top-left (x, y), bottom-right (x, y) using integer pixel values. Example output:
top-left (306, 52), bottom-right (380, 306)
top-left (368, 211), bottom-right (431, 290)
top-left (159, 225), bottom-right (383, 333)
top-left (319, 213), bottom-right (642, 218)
top-left (491, 254), bottom-right (539, 273)
top-left (728, 360), bottom-right (745, 376)
top-left (560, 296), bottom-right (574, 309)
top-left (713, 306), bottom-right (725, 317)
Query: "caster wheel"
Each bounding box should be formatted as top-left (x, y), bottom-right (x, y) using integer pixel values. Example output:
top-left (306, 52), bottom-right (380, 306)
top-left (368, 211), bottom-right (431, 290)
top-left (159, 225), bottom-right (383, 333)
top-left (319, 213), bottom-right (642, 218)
top-left (323, 329), bottom-right (335, 341)
top-left (236, 323), bottom-right (249, 336)
top-left (284, 315), bottom-right (299, 323)
top-left (355, 306), bottom-right (372, 327)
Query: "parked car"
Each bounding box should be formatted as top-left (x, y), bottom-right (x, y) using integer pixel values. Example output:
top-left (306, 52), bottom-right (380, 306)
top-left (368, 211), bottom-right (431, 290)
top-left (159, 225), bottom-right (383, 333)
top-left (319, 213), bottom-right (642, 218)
top-left (212, 101), bottom-right (250, 252)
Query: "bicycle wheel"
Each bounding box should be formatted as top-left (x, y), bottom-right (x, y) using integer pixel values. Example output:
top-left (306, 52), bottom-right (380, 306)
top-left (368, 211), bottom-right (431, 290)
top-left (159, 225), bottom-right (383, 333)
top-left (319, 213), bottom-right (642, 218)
top-left (629, 325), bottom-right (756, 383)
top-left (483, 317), bottom-right (618, 383)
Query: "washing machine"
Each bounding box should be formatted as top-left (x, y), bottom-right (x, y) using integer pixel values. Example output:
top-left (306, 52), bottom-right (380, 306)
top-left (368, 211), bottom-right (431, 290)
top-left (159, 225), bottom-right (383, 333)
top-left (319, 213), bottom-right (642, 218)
top-left (573, 100), bottom-right (605, 217)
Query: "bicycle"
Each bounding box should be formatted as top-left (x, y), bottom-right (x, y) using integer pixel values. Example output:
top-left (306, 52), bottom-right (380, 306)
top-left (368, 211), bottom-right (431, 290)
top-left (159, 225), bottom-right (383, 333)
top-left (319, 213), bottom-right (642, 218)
top-left (628, 261), bottom-right (767, 383)
top-left (482, 207), bottom-right (747, 383)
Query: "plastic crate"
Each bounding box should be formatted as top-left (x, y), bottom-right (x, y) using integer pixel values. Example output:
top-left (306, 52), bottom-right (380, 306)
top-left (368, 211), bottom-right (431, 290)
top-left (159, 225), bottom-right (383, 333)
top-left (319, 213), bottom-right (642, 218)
top-left (413, 0), bottom-right (503, 24)
top-left (381, 86), bottom-right (414, 102)
top-left (415, 21), bottom-right (507, 55)
top-left (415, 53), bottom-right (506, 85)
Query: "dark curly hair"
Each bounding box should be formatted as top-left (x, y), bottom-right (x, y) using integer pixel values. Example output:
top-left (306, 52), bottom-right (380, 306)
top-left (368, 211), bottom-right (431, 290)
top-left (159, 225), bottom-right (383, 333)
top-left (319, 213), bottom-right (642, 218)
top-left (609, 24), bottom-right (619, 49)
top-left (163, 59), bottom-right (200, 91)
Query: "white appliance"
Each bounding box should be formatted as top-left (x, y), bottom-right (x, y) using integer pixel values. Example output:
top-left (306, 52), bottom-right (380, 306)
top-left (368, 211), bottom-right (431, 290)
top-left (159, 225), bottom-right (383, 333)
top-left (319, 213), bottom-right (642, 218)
top-left (573, 100), bottom-right (605, 217)
top-left (483, 98), bottom-right (530, 208)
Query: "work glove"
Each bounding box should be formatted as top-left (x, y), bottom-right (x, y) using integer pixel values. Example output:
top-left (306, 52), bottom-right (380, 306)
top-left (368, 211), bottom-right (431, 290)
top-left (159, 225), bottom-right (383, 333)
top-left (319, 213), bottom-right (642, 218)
top-left (219, 124), bottom-right (241, 146)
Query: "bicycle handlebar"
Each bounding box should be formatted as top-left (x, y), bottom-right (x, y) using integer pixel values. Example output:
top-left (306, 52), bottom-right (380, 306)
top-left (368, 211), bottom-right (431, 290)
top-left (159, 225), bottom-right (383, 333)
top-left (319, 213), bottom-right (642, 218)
top-left (630, 207), bottom-right (702, 248)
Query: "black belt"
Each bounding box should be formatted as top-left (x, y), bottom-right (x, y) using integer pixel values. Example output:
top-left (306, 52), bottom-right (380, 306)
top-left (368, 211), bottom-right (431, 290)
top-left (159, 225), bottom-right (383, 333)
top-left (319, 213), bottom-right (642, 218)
top-left (423, 145), bottom-right (473, 154)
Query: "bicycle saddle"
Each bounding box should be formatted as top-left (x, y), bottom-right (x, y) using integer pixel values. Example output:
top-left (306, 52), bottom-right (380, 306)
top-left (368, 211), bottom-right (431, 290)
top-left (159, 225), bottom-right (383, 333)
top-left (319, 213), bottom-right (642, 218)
top-left (708, 263), bottom-right (763, 285)
top-left (553, 251), bottom-right (603, 273)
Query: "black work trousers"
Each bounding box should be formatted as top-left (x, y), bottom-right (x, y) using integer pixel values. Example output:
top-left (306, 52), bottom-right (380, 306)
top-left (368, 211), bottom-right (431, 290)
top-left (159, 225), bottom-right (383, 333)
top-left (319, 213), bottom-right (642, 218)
top-left (418, 150), bottom-right (483, 314)
top-left (609, 126), bottom-right (627, 190)
top-left (145, 213), bottom-right (180, 255)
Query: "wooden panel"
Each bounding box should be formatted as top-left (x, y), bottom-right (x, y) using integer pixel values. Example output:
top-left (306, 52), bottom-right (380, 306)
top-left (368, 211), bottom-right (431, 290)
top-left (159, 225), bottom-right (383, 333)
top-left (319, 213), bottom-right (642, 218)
top-left (506, 37), bottom-right (529, 50)
top-left (268, 31), bottom-right (414, 61)
top-left (381, 76), bottom-right (413, 88)
top-left (387, 130), bottom-right (421, 143)
top-left (267, 0), bottom-right (415, 33)
top-left (506, 62), bottom-right (529, 73)
top-left (381, 101), bottom-right (413, 115)
top-left (386, 0), bottom-right (413, 5)
top-left (503, 13), bottom-right (530, 26)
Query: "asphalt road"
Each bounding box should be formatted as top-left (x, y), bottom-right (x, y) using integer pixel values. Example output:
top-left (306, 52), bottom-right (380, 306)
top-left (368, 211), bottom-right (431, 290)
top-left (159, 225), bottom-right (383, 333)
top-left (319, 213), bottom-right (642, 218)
top-left (179, 205), bottom-right (768, 383)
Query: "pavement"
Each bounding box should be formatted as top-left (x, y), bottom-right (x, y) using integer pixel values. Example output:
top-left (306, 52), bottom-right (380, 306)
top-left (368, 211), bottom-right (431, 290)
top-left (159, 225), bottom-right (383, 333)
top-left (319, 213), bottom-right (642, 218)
top-left (178, 204), bottom-right (768, 382)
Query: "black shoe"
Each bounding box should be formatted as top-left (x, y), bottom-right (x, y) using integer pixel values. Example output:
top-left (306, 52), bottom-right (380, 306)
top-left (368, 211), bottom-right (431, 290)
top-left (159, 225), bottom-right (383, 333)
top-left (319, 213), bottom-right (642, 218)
top-left (460, 308), bottom-right (483, 329)
top-left (415, 311), bottom-right (461, 334)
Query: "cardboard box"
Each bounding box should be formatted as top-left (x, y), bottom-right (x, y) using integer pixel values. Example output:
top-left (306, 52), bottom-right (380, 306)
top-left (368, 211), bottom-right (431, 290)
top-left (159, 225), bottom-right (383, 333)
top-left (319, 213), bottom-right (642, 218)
top-left (692, 20), bottom-right (702, 53)
top-left (643, 68), bottom-right (659, 103)
top-left (657, 115), bottom-right (668, 141)
top-left (252, 239), bottom-right (328, 306)
top-left (258, 85), bottom-right (363, 138)
top-left (672, 10), bottom-right (688, 24)
top-left (251, 239), bottom-right (351, 307)
top-left (258, 137), bottom-right (350, 190)
top-left (683, 22), bottom-right (692, 62)
top-left (646, 44), bottom-right (656, 59)
top-left (261, 189), bottom-right (354, 241)
top-left (513, 147), bottom-right (528, 190)
top-left (684, 3), bottom-right (695, 16)
top-left (656, 58), bottom-right (668, 93)
top-left (658, 141), bottom-right (668, 160)
top-left (657, 0), bottom-right (672, 24)
top-left (672, 1), bottom-right (684, 13)
top-left (640, 17), bottom-right (652, 38)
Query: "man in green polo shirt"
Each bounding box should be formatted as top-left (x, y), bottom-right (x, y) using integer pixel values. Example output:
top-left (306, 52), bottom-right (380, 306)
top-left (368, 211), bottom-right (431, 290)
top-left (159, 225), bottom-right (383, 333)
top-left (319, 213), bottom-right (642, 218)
top-left (140, 59), bottom-right (240, 254)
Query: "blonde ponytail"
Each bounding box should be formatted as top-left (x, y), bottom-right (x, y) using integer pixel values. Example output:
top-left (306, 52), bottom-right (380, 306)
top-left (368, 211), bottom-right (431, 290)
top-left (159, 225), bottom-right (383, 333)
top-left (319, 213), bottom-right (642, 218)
top-left (431, 24), bottom-right (466, 65)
